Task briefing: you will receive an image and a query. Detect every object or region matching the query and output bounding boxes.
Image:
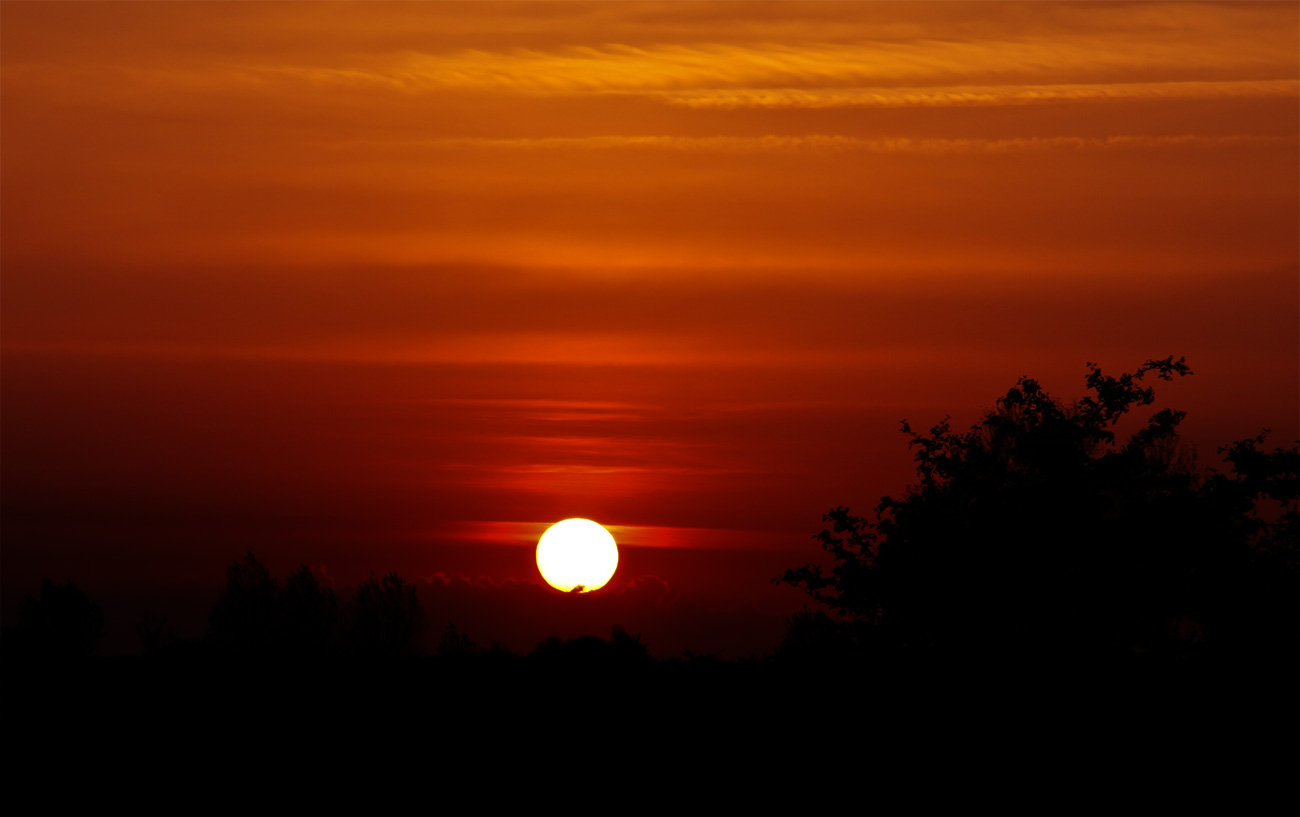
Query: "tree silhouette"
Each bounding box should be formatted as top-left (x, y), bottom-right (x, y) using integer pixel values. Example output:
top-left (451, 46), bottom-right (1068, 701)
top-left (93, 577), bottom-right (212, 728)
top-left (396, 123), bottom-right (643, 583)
top-left (207, 552), bottom-right (341, 655)
top-left (1196, 432), bottom-right (1299, 662)
top-left (280, 564), bottom-right (339, 655)
top-left (347, 571), bottom-right (425, 656)
top-left (208, 551), bottom-right (280, 654)
top-left (9, 579), bottom-right (104, 659)
top-left (777, 357), bottom-right (1298, 666)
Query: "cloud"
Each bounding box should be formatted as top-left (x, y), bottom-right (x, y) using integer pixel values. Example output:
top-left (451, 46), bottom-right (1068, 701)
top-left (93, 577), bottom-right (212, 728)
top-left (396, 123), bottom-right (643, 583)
top-left (656, 79), bottom-right (1300, 109)
top-left (412, 397), bottom-right (652, 423)
top-left (259, 34), bottom-right (1295, 96)
top-left (10, 21), bottom-right (1295, 107)
top-left (432, 521), bottom-right (798, 551)
top-left (379, 133), bottom-right (1294, 155)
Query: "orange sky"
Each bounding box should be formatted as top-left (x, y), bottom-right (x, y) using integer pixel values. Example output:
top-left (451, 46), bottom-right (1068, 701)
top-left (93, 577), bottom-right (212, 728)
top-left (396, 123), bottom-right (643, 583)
top-left (3, 2), bottom-right (1297, 655)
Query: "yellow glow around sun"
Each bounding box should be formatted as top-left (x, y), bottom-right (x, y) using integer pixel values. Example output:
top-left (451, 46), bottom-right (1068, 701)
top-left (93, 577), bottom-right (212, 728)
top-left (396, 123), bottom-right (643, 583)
top-left (536, 518), bottom-right (619, 593)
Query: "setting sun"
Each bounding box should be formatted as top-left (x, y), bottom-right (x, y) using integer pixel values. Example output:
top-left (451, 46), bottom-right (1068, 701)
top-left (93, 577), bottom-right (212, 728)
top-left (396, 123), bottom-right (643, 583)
top-left (536, 519), bottom-right (619, 593)
top-left (1, 2), bottom-right (1295, 814)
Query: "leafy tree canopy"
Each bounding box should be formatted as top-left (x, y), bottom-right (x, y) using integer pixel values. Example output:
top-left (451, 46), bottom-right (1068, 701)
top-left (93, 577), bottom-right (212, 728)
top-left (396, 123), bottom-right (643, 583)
top-left (777, 357), bottom-right (1298, 664)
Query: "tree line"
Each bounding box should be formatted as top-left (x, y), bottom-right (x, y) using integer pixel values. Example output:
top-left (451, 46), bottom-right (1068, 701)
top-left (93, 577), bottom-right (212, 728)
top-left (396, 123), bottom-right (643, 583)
top-left (5, 357), bottom-right (1297, 673)
top-left (4, 555), bottom-right (659, 664)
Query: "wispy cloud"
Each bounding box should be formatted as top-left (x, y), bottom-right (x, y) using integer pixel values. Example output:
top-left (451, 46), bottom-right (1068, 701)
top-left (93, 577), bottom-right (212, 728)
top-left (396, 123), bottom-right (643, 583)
top-left (656, 79), bottom-right (1300, 109)
top-left (269, 37), bottom-right (1293, 95)
top-left (380, 133), bottom-right (1294, 155)
top-left (11, 29), bottom-right (1292, 107)
top-left (436, 520), bottom-right (801, 550)
top-left (408, 397), bottom-right (651, 423)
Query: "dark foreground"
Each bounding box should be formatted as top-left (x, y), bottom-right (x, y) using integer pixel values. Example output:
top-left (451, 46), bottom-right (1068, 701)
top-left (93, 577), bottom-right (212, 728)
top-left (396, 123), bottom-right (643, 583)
top-left (4, 652), bottom-right (1296, 816)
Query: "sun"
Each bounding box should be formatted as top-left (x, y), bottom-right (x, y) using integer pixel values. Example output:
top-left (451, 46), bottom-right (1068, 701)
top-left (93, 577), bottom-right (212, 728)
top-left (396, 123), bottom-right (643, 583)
top-left (536, 518), bottom-right (619, 593)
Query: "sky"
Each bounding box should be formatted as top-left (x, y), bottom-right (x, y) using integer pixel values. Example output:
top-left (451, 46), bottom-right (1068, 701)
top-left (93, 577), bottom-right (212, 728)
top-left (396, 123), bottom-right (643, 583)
top-left (3, 1), bottom-right (1297, 656)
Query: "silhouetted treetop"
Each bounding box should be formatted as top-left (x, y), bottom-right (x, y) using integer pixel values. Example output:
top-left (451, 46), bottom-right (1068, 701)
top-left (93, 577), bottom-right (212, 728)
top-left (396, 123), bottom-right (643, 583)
top-left (349, 571), bottom-right (425, 657)
top-left (8, 580), bottom-right (104, 659)
top-left (1079, 355), bottom-right (1192, 429)
top-left (1211, 432), bottom-right (1299, 559)
top-left (281, 564), bottom-right (340, 653)
top-left (777, 358), bottom-right (1297, 665)
top-left (209, 551), bottom-right (280, 653)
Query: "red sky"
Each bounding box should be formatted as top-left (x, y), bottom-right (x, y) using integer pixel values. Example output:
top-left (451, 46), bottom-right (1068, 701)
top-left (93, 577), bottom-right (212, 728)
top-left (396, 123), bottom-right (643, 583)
top-left (3, 2), bottom-right (1297, 655)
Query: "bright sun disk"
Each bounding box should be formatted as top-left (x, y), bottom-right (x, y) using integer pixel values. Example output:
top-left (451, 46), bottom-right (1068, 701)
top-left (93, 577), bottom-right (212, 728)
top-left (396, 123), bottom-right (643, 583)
top-left (536, 518), bottom-right (619, 593)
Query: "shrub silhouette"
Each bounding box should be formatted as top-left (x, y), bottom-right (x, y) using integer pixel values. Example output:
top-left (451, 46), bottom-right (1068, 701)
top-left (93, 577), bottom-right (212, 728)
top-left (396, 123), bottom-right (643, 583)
top-left (136, 610), bottom-right (168, 654)
top-left (437, 621), bottom-right (478, 658)
top-left (528, 625), bottom-right (652, 667)
top-left (777, 357), bottom-right (1298, 665)
top-left (774, 609), bottom-right (858, 667)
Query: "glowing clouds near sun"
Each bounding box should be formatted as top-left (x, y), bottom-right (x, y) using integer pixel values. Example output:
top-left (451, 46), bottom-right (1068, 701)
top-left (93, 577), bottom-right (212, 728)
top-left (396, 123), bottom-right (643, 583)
top-left (536, 519), bottom-right (619, 593)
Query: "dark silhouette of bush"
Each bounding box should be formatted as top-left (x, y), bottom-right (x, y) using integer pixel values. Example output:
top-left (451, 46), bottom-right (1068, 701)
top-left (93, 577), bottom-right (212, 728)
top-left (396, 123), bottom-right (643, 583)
top-left (777, 357), bottom-right (1298, 667)
top-left (136, 610), bottom-right (168, 654)
top-left (528, 625), bottom-right (652, 667)
top-left (7, 579), bottom-right (104, 659)
top-left (773, 609), bottom-right (859, 667)
top-left (608, 624), bottom-right (652, 662)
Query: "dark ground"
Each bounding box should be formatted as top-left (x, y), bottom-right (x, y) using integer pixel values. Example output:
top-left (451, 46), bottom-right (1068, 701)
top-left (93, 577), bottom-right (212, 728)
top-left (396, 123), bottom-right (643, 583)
top-left (4, 649), bottom-right (1296, 816)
